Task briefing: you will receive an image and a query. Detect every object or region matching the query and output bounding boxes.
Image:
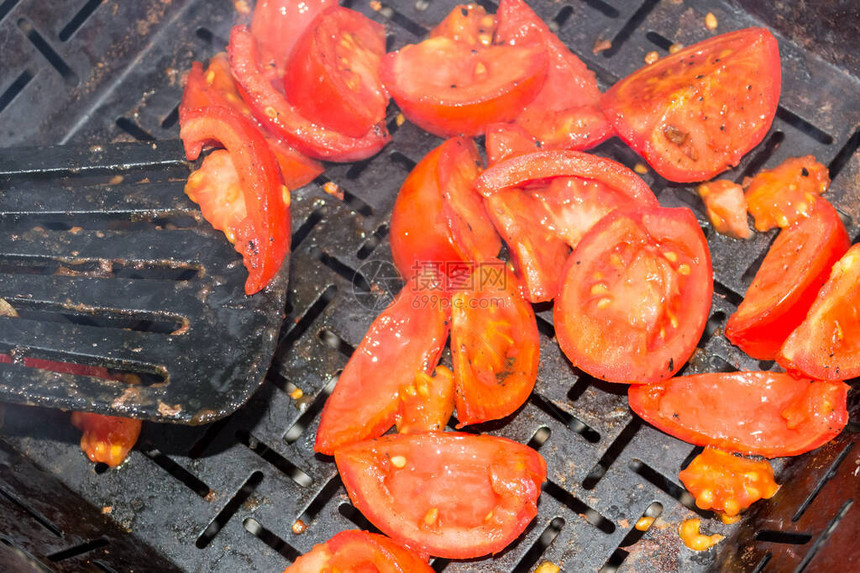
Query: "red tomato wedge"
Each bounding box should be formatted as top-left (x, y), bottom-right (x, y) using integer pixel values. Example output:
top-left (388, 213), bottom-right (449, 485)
top-left (696, 179), bottom-right (750, 240)
top-left (485, 122), bottom-right (541, 164)
top-left (601, 28), bottom-right (781, 183)
top-left (184, 150), bottom-right (246, 243)
top-left (285, 6), bottom-right (388, 138)
top-left (745, 155), bottom-right (831, 232)
top-left (476, 150), bottom-right (658, 303)
top-left (70, 412), bottom-right (142, 468)
top-left (554, 207), bottom-right (712, 383)
top-left (451, 265), bottom-right (540, 426)
top-left (335, 432), bottom-right (546, 559)
top-left (628, 372), bottom-right (849, 458)
top-left (228, 25), bottom-right (391, 162)
top-left (314, 289), bottom-right (449, 455)
top-left (396, 366), bottom-right (455, 434)
top-left (180, 56), bottom-right (323, 190)
top-left (389, 137), bottom-right (499, 286)
top-left (726, 198), bottom-right (850, 360)
top-left (484, 189), bottom-right (569, 303)
top-left (250, 0), bottom-right (334, 79)
top-left (180, 106), bottom-right (289, 295)
top-left (778, 243), bottom-right (860, 381)
top-left (494, 0), bottom-right (610, 151)
top-left (381, 36), bottom-right (548, 138)
top-left (283, 530), bottom-right (433, 573)
top-left (678, 447), bottom-right (779, 517)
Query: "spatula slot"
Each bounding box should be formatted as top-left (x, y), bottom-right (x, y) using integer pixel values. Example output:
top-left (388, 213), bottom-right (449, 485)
top-left (0, 349), bottom-right (167, 386)
top-left (2, 299), bottom-right (187, 335)
top-left (0, 255), bottom-right (201, 282)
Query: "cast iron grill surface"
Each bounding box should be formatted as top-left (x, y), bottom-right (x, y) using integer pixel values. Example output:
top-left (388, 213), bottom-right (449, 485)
top-left (0, 0), bottom-right (858, 572)
top-left (0, 140), bottom-right (291, 424)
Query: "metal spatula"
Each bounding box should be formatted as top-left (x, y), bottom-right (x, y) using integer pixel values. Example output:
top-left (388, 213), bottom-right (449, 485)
top-left (0, 140), bottom-right (289, 424)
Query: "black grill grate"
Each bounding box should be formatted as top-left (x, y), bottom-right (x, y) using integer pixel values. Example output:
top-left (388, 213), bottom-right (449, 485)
top-left (0, 0), bottom-right (858, 571)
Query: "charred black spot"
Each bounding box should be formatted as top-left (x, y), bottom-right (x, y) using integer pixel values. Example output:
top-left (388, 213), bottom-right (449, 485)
top-left (461, 7), bottom-right (469, 16)
top-left (802, 167), bottom-right (810, 177)
top-left (668, 358), bottom-right (674, 372)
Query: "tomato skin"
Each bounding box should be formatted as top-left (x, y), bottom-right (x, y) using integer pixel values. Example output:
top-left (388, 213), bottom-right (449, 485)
top-left (314, 289), bottom-right (449, 456)
top-left (228, 25), bottom-right (391, 162)
top-left (778, 244), bottom-right (860, 381)
top-left (70, 412), bottom-right (142, 467)
top-left (679, 447), bottom-right (779, 517)
top-left (475, 150), bottom-right (655, 203)
top-left (180, 105), bottom-right (289, 295)
top-left (726, 198), bottom-right (850, 360)
top-left (389, 137), bottom-right (499, 286)
top-left (451, 266), bottom-right (540, 426)
top-left (745, 155), bottom-right (830, 232)
top-left (381, 36), bottom-right (548, 138)
top-left (283, 530), bottom-right (433, 573)
top-left (250, 0), bottom-right (334, 78)
top-left (485, 122), bottom-right (541, 164)
top-left (628, 372), bottom-right (849, 457)
top-left (494, 0), bottom-right (610, 151)
top-left (285, 6), bottom-right (388, 138)
top-left (601, 28), bottom-right (781, 183)
top-left (554, 207), bottom-right (712, 383)
top-left (180, 56), bottom-right (323, 190)
top-left (335, 432), bottom-right (546, 559)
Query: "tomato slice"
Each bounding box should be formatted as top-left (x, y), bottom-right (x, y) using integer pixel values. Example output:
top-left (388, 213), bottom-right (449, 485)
top-left (283, 530), bottom-right (433, 573)
top-left (745, 155), bottom-right (831, 232)
top-left (285, 6), bottom-right (388, 138)
top-left (335, 432), bottom-right (546, 559)
top-left (696, 179), bottom-right (750, 239)
top-left (778, 243), bottom-right (860, 381)
top-left (601, 28), bottom-right (781, 183)
top-left (180, 106), bottom-right (289, 295)
top-left (678, 447), bottom-right (779, 518)
top-left (250, 0), bottom-right (334, 79)
top-left (726, 198), bottom-right (850, 360)
top-left (70, 412), bottom-right (142, 467)
top-left (314, 289), bottom-right (449, 455)
top-left (389, 137), bottom-right (499, 286)
top-left (485, 122), bottom-right (541, 164)
top-left (180, 55), bottom-right (324, 190)
top-left (228, 25), bottom-right (390, 162)
top-left (628, 372), bottom-right (849, 457)
top-left (494, 0), bottom-right (610, 150)
top-left (381, 36), bottom-right (548, 138)
top-left (555, 207), bottom-right (712, 383)
top-left (451, 265), bottom-right (540, 426)
top-left (396, 366), bottom-right (455, 434)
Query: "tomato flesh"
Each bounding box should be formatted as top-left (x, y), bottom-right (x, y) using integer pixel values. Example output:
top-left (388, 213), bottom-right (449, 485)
top-left (679, 447), bottom-right (779, 517)
top-left (283, 530), bottom-right (433, 573)
top-left (314, 289), bottom-right (449, 455)
top-left (430, 3), bottom-right (495, 47)
top-left (381, 36), bottom-right (548, 138)
top-left (396, 366), bottom-right (455, 434)
top-left (601, 28), bottom-right (781, 182)
top-left (628, 372), bottom-right (849, 457)
top-left (745, 155), bottom-right (831, 232)
top-left (451, 265), bottom-right (540, 426)
top-left (180, 105), bottom-right (289, 295)
top-left (554, 207), bottom-right (712, 383)
top-left (335, 432), bottom-right (546, 559)
top-left (726, 198), bottom-right (850, 360)
top-left (778, 243), bottom-right (860, 381)
top-left (228, 25), bottom-right (391, 162)
top-left (70, 412), bottom-right (142, 467)
top-left (697, 179), bottom-right (750, 239)
top-left (285, 6), bottom-right (388, 138)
